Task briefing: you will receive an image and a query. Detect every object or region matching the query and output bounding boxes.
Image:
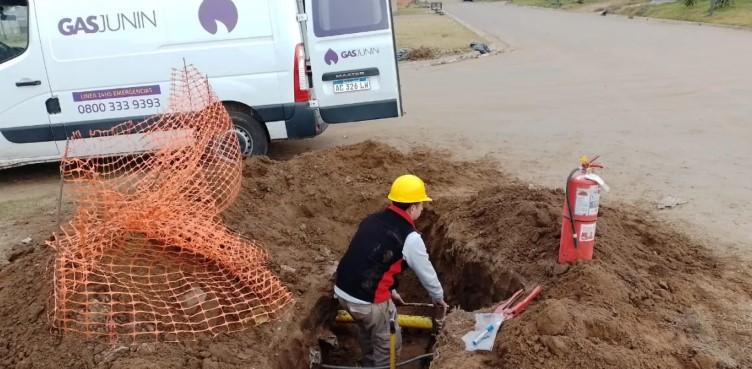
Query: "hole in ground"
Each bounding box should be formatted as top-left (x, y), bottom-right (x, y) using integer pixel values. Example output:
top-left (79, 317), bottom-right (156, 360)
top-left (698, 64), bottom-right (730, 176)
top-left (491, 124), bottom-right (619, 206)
top-left (321, 317), bottom-right (435, 369)
top-left (316, 269), bottom-right (441, 369)
top-left (282, 209), bottom-right (526, 369)
top-left (419, 209), bottom-right (526, 311)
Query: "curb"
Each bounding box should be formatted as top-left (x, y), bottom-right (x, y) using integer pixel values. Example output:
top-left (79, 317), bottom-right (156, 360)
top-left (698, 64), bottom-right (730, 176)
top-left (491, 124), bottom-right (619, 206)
top-left (443, 5), bottom-right (512, 52)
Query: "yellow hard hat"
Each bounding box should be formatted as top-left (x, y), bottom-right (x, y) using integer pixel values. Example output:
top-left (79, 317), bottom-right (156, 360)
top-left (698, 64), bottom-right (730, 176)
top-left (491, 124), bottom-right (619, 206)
top-left (387, 175), bottom-right (433, 203)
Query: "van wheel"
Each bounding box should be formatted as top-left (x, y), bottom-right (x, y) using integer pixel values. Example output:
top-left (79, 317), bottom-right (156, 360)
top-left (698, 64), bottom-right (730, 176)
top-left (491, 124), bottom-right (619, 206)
top-left (227, 106), bottom-right (268, 156)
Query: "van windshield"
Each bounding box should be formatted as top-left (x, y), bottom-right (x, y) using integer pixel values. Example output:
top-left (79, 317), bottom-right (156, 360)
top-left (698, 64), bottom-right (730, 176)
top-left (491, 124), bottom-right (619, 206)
top-left (0, 2), bottom-right (29, 64)
top-left (312, 0), bottom-right (389, 37)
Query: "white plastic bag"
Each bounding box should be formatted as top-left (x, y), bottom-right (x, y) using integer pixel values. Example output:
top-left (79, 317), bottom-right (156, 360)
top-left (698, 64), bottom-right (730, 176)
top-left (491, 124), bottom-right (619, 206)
top-left (461, 313), bottom-right (504, 352)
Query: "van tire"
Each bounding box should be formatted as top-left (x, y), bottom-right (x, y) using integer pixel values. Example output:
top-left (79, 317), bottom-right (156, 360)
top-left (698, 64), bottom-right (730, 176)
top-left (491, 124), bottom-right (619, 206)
top-left (226, 106), bottom-right (268, 156)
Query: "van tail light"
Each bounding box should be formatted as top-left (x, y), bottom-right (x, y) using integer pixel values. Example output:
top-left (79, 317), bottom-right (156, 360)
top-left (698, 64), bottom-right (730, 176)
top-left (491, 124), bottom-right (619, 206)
top-left (294, 43), bottom-right (310, 103)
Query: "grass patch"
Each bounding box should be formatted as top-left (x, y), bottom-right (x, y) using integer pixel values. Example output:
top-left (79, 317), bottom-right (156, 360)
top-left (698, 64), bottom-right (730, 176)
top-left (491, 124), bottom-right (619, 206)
top-left (643, 0), bottom-right (752, 27)
top-left (506, 0), bottom-right (556, 7)
top-left (394, 9), bottom-right (482, 57)
top-left (504, 0), bottom-right (752, 26)
top-left (396, 5), bottom-right (433, 15)
top-left (489, 0), bottom-right (751, 27)
top-left (476, 0), bottom-right (573, 9)
top-left (506, 0), bottom-right (636, 9)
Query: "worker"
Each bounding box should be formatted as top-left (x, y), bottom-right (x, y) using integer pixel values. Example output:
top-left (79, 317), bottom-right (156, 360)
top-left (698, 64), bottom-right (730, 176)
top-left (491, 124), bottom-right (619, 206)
top-left (334, 174), bottom-right (449, 367)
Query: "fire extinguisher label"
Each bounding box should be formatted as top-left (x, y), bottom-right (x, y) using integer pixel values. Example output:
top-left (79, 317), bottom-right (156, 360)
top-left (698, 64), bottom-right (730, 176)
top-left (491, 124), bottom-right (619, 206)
top-left (588, 189), bottom-right (600, 216)
top-left (575, 186), bottom-right (600, 216)
top-left (575, 187), bottom-right (592, 216)
top-left (580, 223), bottom-right (596, 242)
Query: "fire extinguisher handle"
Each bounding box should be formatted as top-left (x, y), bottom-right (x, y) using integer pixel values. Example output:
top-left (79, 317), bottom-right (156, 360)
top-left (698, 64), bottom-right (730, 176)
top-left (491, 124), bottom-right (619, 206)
top-left (583, 173), bottom-right (610, 193)
top-left (565, 168), bottom-right (580, 249)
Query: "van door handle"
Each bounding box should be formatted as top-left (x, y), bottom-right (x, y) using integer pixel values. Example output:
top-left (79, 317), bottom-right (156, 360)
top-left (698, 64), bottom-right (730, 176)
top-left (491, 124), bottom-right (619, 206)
top-left (16, 80), bottom-right (42, 87)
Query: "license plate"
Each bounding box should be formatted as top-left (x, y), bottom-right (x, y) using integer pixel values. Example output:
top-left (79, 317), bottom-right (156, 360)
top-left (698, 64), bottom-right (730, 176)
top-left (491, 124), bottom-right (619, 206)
top-left (333, 77), bottom-right (371, 93)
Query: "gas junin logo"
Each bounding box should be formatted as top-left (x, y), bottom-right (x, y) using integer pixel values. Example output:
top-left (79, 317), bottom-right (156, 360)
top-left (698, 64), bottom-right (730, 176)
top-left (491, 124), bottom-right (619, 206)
top-left (57, 11), bottom-right (157, 36)
top-left (325, 47), bottom-right (380, 65)
top-left (198, 0), bottom-right (238, 34)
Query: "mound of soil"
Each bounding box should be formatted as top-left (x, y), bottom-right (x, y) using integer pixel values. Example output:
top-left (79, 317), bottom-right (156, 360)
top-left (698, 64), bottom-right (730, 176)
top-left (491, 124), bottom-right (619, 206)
top-left (1, 141), bottom-right (750, 369)
top-left (428, 185), bottom-right (752, 369)
top-left (0, 142), bottom-right (498, 369)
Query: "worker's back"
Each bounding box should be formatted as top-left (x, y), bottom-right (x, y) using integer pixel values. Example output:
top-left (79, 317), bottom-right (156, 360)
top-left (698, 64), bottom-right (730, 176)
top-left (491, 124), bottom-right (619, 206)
top-left (336, 209), bottom-right (414, 304)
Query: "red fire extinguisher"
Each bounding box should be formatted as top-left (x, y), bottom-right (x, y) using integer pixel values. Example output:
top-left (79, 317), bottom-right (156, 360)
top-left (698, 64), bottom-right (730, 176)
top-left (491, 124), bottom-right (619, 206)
top-left (558, 156), bottom-right (609, 264)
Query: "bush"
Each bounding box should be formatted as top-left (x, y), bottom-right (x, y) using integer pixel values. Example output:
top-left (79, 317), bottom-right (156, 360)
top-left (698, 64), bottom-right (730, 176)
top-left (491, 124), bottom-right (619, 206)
top-left (708, 0), bottom-right (732, 13)
top-left (409, 46), bottom-right (437, 60)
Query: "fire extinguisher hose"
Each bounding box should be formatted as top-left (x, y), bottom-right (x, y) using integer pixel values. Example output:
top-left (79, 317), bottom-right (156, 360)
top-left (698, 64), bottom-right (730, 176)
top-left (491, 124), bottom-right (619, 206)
top-left (565, 168), bottom-right (580, 249)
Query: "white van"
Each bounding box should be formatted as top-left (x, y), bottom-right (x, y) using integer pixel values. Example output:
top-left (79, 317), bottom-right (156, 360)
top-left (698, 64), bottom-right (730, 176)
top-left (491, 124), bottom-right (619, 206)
top-left (0, 0), bottom-right (403, 168)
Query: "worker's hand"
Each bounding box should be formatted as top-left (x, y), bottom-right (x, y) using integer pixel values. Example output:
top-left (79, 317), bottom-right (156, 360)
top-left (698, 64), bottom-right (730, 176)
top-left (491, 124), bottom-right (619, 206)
top-left (391, 290), bottom-right (406, 306)
top-left (433, 299), bottom-right (449, 318)
top-left (433, 298), bottom-right (450, 325)
top-left (433, 298), bottom-right (450, 310)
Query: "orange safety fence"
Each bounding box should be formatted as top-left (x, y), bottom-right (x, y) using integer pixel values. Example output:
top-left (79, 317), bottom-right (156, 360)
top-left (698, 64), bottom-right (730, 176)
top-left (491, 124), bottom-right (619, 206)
top-left (46, 65), bottom-right (293, 343)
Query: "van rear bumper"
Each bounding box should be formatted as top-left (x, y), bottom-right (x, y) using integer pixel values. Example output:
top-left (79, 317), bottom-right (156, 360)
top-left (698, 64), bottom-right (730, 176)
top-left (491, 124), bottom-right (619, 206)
top-left (257, 102), bottom-right (327, 140)
top-left (284, 102), bottom-right (328, 139)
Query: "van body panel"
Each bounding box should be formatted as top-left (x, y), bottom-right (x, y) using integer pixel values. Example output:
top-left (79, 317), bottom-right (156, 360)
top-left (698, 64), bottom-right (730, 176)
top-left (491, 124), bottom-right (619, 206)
top-left (0, 1), bottom-right (59, 164)
top-left (34, 0), bottom-right (290, 129)
top-left (0, 0), bottom-right (399, 169)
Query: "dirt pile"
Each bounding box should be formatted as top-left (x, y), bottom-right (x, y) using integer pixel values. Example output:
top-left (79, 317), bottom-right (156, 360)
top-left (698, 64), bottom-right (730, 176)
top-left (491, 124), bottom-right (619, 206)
top-left (0, 142), bottom-right (498, 369)
top-left (427, 185), bottom-right (752, 369)
top-left (1, 141), bottom-right (750, 369)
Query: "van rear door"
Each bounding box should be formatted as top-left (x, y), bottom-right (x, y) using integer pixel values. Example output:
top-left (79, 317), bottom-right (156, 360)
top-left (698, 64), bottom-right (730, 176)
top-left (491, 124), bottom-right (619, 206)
top-left (304, 0), bottom-right (402, 124)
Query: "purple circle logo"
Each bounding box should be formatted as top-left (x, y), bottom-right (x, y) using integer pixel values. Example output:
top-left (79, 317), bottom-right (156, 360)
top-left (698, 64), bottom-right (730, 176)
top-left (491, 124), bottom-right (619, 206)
top-left (324, 49), bottom-right (339, 65)
top-left (198, 0), bottom-right (238, 34)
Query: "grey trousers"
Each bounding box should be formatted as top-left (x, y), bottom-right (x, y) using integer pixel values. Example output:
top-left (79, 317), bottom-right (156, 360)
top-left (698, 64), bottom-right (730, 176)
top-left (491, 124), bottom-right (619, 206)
top-left (339, 299), bottom-right (402, 366)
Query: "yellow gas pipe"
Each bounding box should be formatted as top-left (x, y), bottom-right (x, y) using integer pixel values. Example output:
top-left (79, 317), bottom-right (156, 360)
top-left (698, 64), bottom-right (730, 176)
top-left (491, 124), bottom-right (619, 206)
top-left (335, 310), bottom-right (434, 330)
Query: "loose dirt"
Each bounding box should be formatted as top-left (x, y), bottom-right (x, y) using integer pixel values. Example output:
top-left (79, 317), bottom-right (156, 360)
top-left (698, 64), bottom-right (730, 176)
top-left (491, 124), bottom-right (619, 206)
top-left (1, 142), bottom-right (750, 369)
top-left (428, 186), bottom-right (752, 369)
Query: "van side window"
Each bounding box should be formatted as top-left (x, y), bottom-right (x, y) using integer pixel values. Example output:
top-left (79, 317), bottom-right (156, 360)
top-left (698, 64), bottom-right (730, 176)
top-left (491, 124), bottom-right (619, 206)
top-left (0, 2), bottom-right (28, 64)
top-left (313, 0), bottom-right (388, 37)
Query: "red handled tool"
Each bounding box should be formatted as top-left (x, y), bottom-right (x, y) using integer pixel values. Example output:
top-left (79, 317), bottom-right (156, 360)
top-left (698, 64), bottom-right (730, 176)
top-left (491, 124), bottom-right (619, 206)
top-left (494, 285), bottom-right (543, 319)
top-left (472, 286), bottom-right (543, 347)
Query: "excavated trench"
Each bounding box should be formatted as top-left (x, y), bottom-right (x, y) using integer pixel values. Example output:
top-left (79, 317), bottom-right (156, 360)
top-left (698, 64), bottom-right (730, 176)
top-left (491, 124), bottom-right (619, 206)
top-left (282, 209), bottom-right (528, 369)
top-left (5, 143), bottom-right (751, 369)
top-left (420, 210), bottom-right (527, 311)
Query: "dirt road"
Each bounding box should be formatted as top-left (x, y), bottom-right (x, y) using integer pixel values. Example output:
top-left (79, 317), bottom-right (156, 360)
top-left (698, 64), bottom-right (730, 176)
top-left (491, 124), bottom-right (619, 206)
top-left (289, 2), bottom-right (752, 258)
top-left (2, 2), bottom-right (751, 261)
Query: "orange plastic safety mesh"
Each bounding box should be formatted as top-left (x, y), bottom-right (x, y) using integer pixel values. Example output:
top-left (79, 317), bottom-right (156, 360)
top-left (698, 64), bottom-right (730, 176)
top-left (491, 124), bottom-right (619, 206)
top-left (47, 65), bottom-right (293, 343)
